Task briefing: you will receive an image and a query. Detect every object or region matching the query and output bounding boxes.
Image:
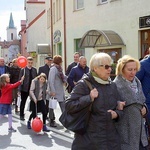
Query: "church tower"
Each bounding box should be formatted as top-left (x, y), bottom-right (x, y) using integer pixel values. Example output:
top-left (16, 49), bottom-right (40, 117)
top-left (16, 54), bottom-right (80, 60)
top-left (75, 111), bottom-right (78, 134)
top-left (7, 12), bottom-right (17, 41)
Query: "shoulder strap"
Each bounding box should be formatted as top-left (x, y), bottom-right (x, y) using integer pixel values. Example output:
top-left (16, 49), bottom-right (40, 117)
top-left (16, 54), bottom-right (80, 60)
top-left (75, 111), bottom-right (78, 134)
top-left (83, 78), bottom-right (93, 90)
top-left (83, 78), bottom-right (93, 111)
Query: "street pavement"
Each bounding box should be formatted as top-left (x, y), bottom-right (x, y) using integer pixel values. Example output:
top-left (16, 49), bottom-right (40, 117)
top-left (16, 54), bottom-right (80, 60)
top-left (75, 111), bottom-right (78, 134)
top-left (0, 98), bottom-right (74, 150)
top-left (1, 99), bottom-right (150, 150)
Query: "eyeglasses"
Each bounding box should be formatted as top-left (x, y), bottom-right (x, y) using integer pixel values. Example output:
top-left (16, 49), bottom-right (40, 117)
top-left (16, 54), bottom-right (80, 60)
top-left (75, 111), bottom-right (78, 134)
top-left (99, 65), bottom-right (112, 69)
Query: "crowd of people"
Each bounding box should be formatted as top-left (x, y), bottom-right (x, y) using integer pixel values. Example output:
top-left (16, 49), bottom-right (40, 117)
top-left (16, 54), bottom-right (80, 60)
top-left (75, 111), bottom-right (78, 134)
top-left (0, 50), bottom-right (150, 149)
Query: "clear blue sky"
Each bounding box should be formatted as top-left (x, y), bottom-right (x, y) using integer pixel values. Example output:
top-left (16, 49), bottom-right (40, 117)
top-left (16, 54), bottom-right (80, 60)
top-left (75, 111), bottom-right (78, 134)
top-left (0, 0), bottom-right (26, 40)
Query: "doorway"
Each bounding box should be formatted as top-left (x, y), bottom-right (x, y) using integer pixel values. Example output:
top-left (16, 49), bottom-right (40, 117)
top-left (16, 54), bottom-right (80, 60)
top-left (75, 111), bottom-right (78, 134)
top-left (98, 48), bottom-right (122, 80)
top-left (141, 29), bottom-right (150, 58)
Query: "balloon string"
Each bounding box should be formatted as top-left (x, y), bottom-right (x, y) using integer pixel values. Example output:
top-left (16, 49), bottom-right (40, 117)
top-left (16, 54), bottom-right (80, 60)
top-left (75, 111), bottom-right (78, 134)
top-left (36, 103), bottom-right (37, 116)
top-left (23, 68), bottom-right (25, 76)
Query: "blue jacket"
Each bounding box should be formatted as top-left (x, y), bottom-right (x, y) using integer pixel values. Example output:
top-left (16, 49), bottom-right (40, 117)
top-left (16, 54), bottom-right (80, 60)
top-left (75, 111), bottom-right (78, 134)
top-left (136, 56), bottom-right (150, 104)
top-left (67, 64), bottom-right (89, 88)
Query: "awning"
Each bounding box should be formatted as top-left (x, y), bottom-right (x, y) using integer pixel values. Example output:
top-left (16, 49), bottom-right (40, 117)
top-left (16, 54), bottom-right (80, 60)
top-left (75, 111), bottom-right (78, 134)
top-left (78, 30), bottom-right (125, 48)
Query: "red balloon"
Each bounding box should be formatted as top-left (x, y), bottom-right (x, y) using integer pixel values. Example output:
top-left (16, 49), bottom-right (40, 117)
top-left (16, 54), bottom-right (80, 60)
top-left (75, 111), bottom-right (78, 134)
top-left (17, 56), bottom-right (27, 68)
top-left (32, 117), bottom-right (43, 132)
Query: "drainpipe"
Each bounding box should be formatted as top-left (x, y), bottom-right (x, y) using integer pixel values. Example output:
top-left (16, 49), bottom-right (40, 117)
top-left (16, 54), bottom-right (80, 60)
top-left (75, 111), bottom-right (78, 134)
top-left (50, 0), bottom-right (53, 57)
top-left (63, 0), bottom-right (67, 71)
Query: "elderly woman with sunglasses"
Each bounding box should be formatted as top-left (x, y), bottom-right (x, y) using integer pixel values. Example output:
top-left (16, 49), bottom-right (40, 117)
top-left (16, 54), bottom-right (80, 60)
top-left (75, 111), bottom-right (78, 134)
top-left (114, 55), bottom-right (148, 150)
top-left (65, 52), bottom-right (123, 150)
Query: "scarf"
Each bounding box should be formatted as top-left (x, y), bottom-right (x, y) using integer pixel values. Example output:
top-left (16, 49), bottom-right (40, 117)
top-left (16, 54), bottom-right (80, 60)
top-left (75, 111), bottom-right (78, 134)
top-left (54, 63), bottom-right (66, 83)
top-left (91, 71), bottom-right (111, 85)
top-left (122, 76), bottom-right (138, 93)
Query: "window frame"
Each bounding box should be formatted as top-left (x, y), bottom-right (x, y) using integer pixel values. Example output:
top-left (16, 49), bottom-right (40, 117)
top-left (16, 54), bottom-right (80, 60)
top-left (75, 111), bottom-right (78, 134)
top-left (56, 0), bottom-right (61, 21)
top-left (74, 39), bottom-right (85, 56)
top-left (74, 0), bottom-right (84, 11)
top-left (98, 0), bottom-right (108, 4)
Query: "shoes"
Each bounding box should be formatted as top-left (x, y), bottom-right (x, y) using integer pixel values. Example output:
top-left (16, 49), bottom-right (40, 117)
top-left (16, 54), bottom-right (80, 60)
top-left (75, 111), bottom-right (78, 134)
top-left (8, 127), bottom-right (17, 132)
top-left (43, 125), bottom-right (50, 132)
top-left (27, 121), bottom-right (31, 129)
top-left (20, 116), bottom-right (25, 121)
top-left (50, 121), bottom-right (57, 127)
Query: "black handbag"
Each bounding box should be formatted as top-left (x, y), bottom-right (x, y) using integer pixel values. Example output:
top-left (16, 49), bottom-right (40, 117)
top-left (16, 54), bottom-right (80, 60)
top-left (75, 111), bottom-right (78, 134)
top-left (59, 79), bottom-right (93, 135)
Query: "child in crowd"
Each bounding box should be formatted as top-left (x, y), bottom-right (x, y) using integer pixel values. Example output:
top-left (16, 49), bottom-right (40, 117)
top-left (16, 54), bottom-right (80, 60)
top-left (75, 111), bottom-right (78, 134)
top-left (27, 73), bottom-right (50, 132)
top-left (0, 74), bottom-right (24, 132)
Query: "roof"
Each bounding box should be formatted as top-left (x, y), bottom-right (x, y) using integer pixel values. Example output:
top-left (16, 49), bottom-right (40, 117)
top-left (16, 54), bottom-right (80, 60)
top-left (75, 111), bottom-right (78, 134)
top-left (8, 12), bottom-right (15, 29)
top-left (78, 30), bottom-right (125, 48)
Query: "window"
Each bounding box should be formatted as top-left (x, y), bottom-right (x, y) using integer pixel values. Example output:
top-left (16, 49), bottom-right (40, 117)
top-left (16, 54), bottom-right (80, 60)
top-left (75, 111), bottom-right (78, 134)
top-left (98, 48), bottom-right (122, 80)
top-left (56, 0), bottom-right (61, 21)
top-left (74, 0), bottom-right (84, 10)
top-left (11, 33), bottom-right (13, 40)
top-left (98, 0), bottom-right (108, 4)
top-left (141, 30), bottom-right (150, 58)
top-left (57, 42), bottom-right (62, 56)
top-left (75, 39), bottom-right (85, 56)
top-left (58, 0), bottom-right (61, 19)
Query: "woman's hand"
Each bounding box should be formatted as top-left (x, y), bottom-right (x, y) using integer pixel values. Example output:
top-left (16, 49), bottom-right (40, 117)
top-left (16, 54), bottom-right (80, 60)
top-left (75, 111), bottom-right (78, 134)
top-left (63, 82), bottom-right (67, 87)
top-left (117, 101), bottom-right (126, 110)
top-left (51, 92), bottom-right (56, 97)
top-left (141, 106), bottom-right (147, 117)
top-left (34, 99), bottom-right (37, 104)
top-left (90, 88), bottom-right (98, 101)
top-left (107, 110), bottom-right (118, 119)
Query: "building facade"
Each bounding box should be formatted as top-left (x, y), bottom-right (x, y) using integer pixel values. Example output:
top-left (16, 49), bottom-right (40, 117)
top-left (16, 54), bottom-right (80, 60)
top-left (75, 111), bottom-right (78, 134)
top-left (24, 0), bottom-right (51, 67)
top-left (23, 0), bottom-right (150, 70)
top-left (44, 0), bottom-right (150, 71)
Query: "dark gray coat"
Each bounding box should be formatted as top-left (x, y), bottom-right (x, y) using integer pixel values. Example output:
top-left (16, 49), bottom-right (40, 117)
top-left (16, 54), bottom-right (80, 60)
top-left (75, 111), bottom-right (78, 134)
top-left (18, 67), bottom-right (37, 92)
top-left (38, 64), bottom-right (50, 78)
top-left (114, 75), bottom-right (148, 150)
top-left (66, 73), bottom-right (123, 150)
top-left (30, 78), bottom-right (47, 101)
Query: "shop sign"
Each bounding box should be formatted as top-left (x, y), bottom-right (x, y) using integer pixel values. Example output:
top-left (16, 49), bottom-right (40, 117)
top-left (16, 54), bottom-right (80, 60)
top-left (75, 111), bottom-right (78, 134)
top-left (139, 15), bottom-right (150, 28)
top-left (54, 30), bottom-right (61, 43)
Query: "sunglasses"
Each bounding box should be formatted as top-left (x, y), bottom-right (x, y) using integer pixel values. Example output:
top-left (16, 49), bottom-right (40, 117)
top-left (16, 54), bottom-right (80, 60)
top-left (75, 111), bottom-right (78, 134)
top-left (99, 65), bottom-right (112, 69)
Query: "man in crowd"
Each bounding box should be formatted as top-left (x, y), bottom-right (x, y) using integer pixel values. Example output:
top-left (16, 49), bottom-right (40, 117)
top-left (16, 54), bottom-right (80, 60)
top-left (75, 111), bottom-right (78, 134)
top-left (67, 56), bottom-right (89, 90)
top-left (0, 57), bottom-right (10, 76)
top-left (65, 52), bottom-right (80, 93)
top-left (136, 47), bottom-right (150, 143)
top-left (136, 47), bottom-right (150, 123)
top-left (9, 58), bottom-right (21, 112)
top-left (0, 57), bottom-right (10, 97)
top-left (18, 57), bottom-right (37, 121)
top-left (65, 52), bottom-right (80, 76)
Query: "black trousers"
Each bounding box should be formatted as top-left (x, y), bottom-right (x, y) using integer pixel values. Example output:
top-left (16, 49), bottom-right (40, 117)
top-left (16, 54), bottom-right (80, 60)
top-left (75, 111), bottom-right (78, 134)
top-left (20, 91), bottom-right (29, 117)
top-left (28, 100), bottom-right (47, 124)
